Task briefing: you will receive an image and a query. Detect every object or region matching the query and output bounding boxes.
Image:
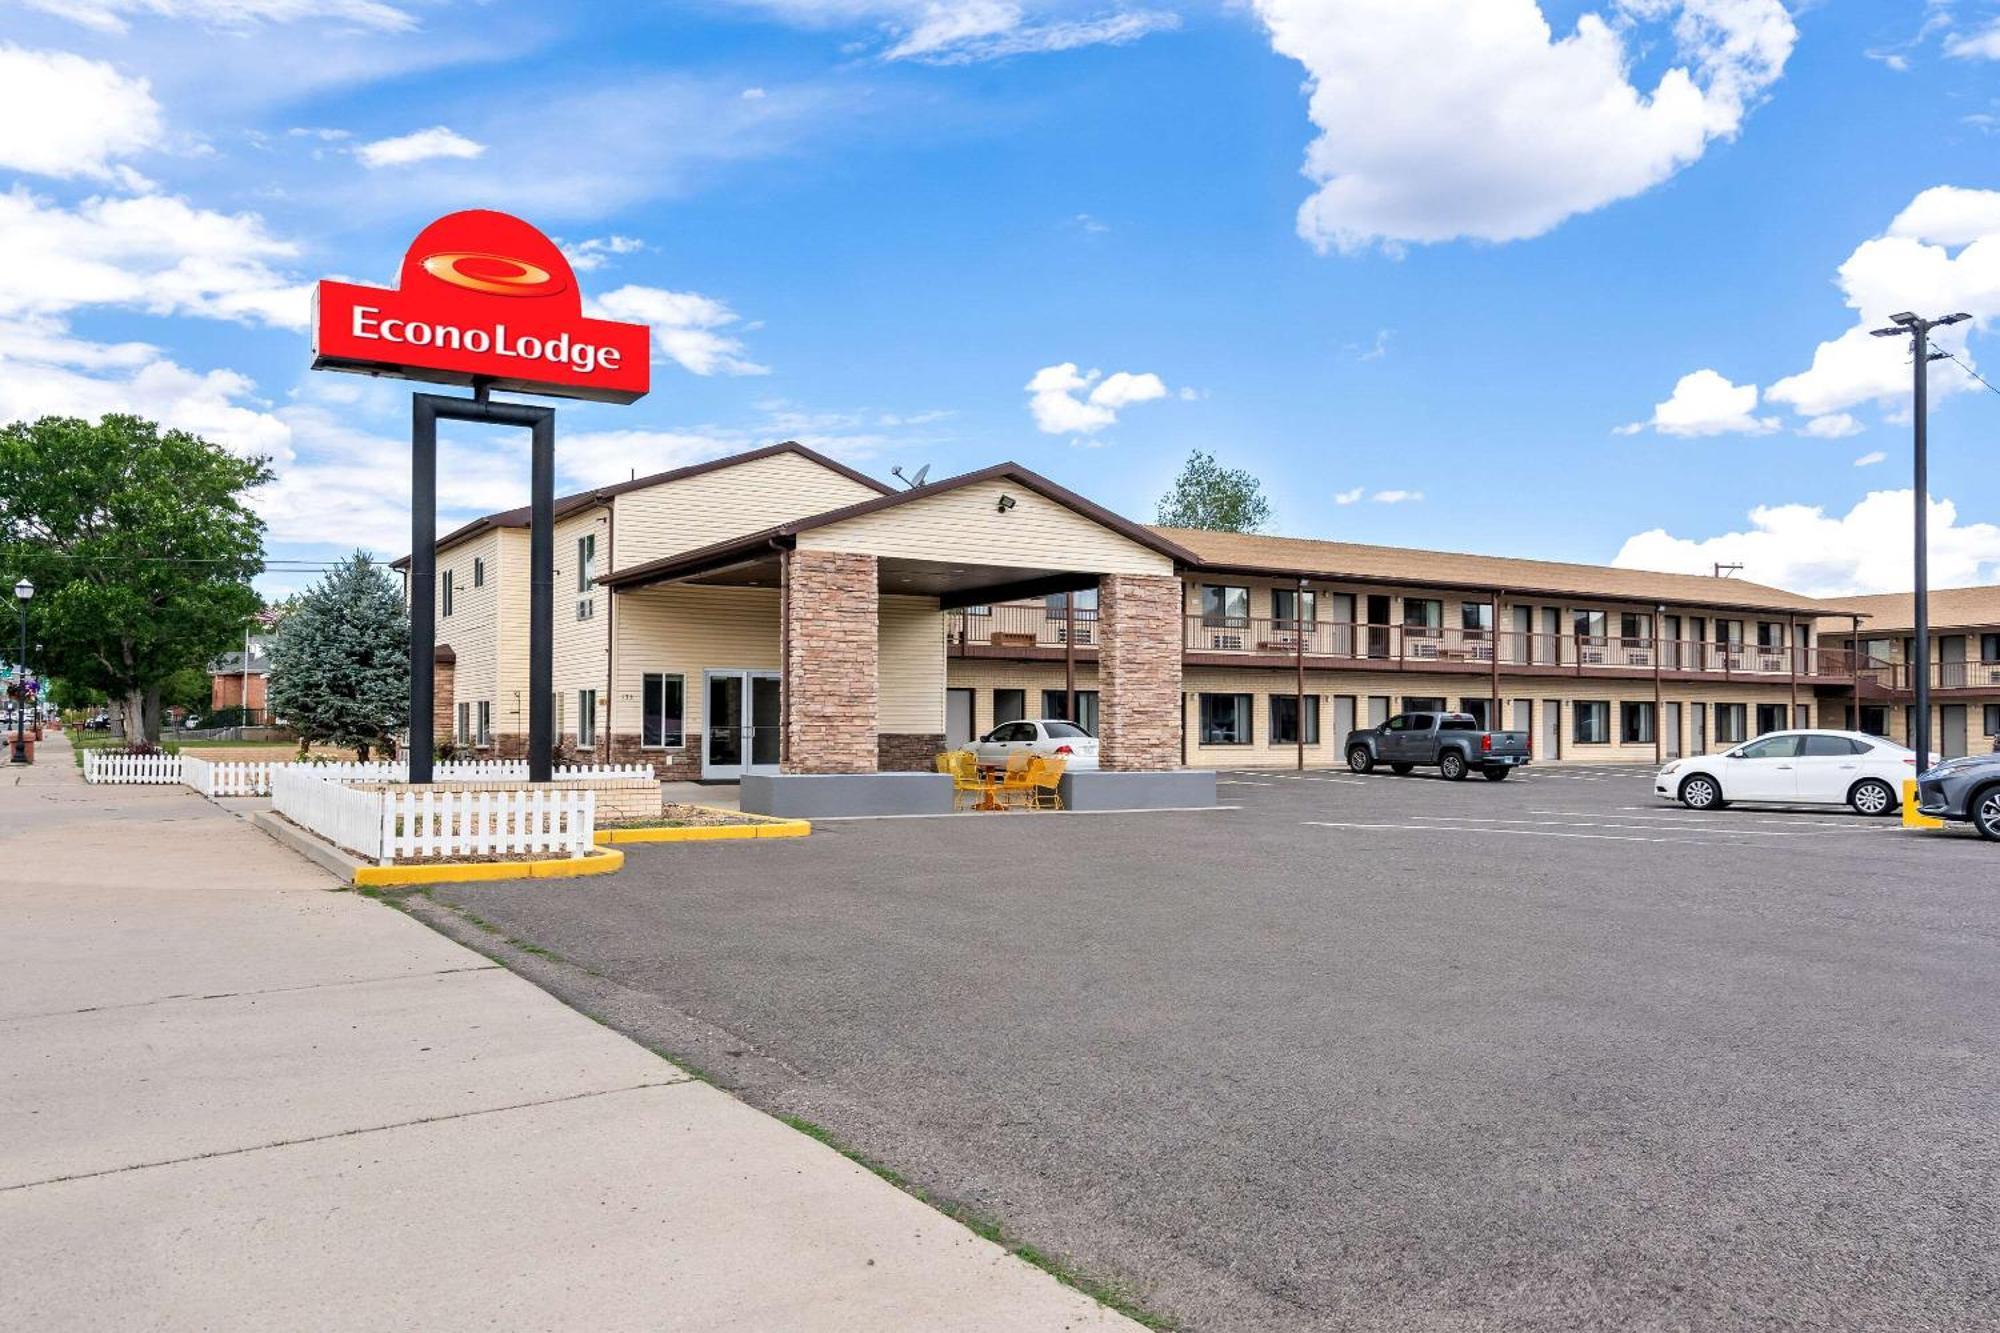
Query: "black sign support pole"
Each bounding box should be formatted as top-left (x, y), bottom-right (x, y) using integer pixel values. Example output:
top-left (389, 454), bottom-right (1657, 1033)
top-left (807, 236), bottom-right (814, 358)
top-left (410, 396), bottom-right (438, 783)
top-left (411, 391), bottom-right (558, 783)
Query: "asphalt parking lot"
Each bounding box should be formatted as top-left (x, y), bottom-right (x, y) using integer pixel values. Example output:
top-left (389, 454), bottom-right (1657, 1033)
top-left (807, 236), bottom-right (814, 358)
top-left (419, 764), bottom-right (2000, 1331)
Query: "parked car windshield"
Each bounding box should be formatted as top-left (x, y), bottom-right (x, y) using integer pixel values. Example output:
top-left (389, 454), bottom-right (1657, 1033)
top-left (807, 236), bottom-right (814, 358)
top-left (1044, 721), bottom-right (1091, 738)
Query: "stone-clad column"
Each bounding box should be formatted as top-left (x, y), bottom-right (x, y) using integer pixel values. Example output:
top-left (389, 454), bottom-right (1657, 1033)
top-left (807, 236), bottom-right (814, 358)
top-left (1097, 572), bottom-right (1182, 771)
top-left (783, 550), bottom-right (879, 773)
top-left (432, 645), bottom-right (457, 746)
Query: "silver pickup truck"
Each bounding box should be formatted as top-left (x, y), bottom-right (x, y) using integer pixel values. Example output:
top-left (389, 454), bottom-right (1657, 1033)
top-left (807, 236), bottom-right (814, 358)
top-left (1344, 711), bottom-right (1533, 781)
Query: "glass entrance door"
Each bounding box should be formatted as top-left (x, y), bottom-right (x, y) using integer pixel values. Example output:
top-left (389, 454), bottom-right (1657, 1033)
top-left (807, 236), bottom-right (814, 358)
top-left (704, 669), bottom-right (782, 779)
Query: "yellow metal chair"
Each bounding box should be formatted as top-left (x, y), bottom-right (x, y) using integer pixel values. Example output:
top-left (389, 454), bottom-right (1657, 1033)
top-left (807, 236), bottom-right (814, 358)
top-left (945, 749), bottom-right (995, 811)
top-left (995, 751), bottom-right (1037, 809)
top-left (1027, 756), bottom-right (1067, 810)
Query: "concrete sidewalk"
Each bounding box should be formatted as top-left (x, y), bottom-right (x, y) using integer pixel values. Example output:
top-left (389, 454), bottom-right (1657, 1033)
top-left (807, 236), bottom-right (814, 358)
top-left (0, 736), bottom-right (1136, 1331)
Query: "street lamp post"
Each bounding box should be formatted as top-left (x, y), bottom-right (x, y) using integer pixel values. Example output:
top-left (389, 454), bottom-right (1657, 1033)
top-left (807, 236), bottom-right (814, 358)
top-left (1868, 310), bottom-right (1971, 767)
top-left (12, 579), bottom-right (33, 764)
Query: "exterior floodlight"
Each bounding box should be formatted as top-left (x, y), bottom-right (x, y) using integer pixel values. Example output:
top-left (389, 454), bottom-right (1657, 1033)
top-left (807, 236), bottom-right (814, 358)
top-left (1936, 312), bottom-right (1972, 327)
top-left (1889, 311), bottom-right (1918, 325)
top-left (1870, 326), bottom-right (1906, 338)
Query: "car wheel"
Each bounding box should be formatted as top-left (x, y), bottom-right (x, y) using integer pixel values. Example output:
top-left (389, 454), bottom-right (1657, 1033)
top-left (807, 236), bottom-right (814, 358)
top-left (1348, 746), bottom-right (1374, 774)
top-left (1848, 779), bottom-right (1896, 818)
top-left (1482, 767), bottom-right (1511, 782)
top-left (1389, 763), bottom-right (1414, 775)
top-left (1439, 751), bottom-right (1468, 781)
top-left (1679, 774), bottom-right (1722, 810)
top-left (1974, 786), bottom-right (2000, 842)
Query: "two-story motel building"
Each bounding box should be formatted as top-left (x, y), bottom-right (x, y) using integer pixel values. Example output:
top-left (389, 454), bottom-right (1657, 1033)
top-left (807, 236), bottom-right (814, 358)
top-left (411, 441), bottom-right (1900, 780)
top-left (1818, 586), bottom-right (2000, 756)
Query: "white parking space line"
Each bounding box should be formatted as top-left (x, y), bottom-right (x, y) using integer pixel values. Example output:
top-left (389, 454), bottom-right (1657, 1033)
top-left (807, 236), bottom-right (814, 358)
top-left (1407, 814), bottom-right (1882, 839)
top-left (1602, 807), bottom-right (1900, 830)
top-left (1300, 820), bottom-right (1745, 846)
top-left (1218, 780), bottom-right (1276, 787)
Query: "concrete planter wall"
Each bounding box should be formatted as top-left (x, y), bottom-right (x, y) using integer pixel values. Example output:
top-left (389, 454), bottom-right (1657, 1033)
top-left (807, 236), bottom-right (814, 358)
top-left (741, 773), bottom-right (953, 818)
top-left (1057, 769), bottom-right (1217, 812)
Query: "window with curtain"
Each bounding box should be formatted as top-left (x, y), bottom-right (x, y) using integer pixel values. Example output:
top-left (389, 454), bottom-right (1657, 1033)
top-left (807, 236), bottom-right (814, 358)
top-left (642, 674), bottom-right (684, 748)
top-left (1199, 693), bottom-right (1252, 744)
top-left (1200, 585), bottom-right (1249, 626)
top-left (1573, 701), bottom-right (1609, 744)
top-left (1269, 694), bottom-right (1320, 744)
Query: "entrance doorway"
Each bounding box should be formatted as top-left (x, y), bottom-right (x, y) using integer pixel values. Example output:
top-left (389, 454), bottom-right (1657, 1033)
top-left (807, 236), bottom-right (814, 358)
top-left (946, 688), bottom-right (975, 749)
top-left (704, 669), bottom-right (781, 780)
top-left (1663, 702), bottom-right (1682, 759)
top-left (1542, 699), bottom-right (1562, 760)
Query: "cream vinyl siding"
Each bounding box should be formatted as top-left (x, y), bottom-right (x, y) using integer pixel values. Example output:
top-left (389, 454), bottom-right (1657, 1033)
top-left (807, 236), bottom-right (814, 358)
top-left (879, 595), bottom-right (945, 733)
top-left (612, 585), bottom-right (781, 742)
top-left (795, 478), bottom-right (1174, 576)
top-left (491, 530), bottom-right (532, 736)
top-left (611, 451), bottom-right (883, 572)
top-left (435, 528), bottom-right (501, 729)
top-left (552, 506), bottom-right (611, 741)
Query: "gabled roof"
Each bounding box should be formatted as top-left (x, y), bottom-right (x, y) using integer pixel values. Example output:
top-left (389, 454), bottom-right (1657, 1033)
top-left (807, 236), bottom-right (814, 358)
top-left (394, 441), bottom-right (892, 569)
top-left (600, 462), bottom-right (1200, 590)
top-left (1154, 526), bottom-right (1847, 615)
top-left (1815, 585), bottom-right (2000, 632)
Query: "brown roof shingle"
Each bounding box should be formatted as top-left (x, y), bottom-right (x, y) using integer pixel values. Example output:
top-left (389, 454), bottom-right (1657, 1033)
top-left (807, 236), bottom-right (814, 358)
top-left (1153, 526), bottom-right (1845, 614)
top-left (1813, 585), bottom-right (2000, 632)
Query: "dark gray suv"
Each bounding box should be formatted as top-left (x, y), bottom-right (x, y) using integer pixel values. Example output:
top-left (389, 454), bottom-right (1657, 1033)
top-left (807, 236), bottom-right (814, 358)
top-left (1916, 753), bottom-right (2000, 840)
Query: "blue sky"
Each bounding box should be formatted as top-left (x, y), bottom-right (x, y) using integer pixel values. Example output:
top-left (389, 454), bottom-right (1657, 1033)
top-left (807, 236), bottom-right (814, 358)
top-left (1, 0), bottom-right (1997, 598)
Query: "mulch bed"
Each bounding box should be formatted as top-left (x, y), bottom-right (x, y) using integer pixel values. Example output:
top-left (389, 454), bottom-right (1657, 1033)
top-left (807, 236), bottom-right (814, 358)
top-left (603, 802), bottom-right (778, 830)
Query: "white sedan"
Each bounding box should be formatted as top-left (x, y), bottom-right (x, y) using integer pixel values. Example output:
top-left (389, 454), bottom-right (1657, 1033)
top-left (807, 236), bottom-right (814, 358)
top-left (970, 719), bottom-right (1100, 770)
top-left (1655, 730), bottom-right (1922, 815)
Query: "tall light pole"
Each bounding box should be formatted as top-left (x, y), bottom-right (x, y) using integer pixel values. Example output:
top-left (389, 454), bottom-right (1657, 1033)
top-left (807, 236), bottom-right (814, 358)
top-left (12, 579), bottom-right (32, 764)
top-left (1869, 310), bottom-right (1970, 767)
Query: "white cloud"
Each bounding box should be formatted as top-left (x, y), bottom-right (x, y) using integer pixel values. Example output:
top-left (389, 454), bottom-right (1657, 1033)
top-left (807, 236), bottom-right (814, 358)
top-left (1852, 450), bottom-right (1887, 466)
top-left (1800, 412), bottom-right (1863, 439)
top-left (587, 284), bottom-right (769, 376)
top-left (0, 46), bottom-right (163, 181)
top-left (1251, 0), bottom-right (1795, 254)
top-left (719, 1), bottom-right (1175, 63)
top-left (0, 186), bottom-right (308, 330)
top-left (1945, 17), bottom-right (2000, 59)
top-left (1613, 490), bottom-right (2000, 596)
top-left (1024, 361), bottom-right (1169, 434)
top-left (561, 235), bottom-right (646, 272)
top-left (0, 317), bottom-right (292, 461)
top-left (26, 0), bottom-right (416, 34)
top-left (355, 126), bottom-right (485, 169)
top-left (1334, 486), bottom-right (1365, 505)
top-left (1763, 185), bottom-right (1998, 421)
top-left (1369, 489), bottom-right (1424, 504)
top-left (1631, 185), bottom-right (2000, 437)
top-left (1621, 368), bottom-right (1779, 437)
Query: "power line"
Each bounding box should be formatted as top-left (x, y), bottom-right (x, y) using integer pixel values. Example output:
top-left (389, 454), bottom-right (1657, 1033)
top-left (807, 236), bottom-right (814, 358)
top-left (1934, 346), bottom-right (2000, 399)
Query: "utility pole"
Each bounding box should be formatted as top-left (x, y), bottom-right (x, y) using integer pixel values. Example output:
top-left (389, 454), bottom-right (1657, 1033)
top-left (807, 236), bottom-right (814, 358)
top-left (1869, 310), bottom-right (1970, 766)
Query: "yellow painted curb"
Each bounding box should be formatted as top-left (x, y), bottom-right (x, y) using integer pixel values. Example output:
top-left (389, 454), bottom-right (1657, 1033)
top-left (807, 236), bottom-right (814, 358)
top-left (1902, 779), bottom-right (1944, 830)
top-left (595, 814), bottom-right (811, 844)
top-left (354, 846), bottom-right (625, 887)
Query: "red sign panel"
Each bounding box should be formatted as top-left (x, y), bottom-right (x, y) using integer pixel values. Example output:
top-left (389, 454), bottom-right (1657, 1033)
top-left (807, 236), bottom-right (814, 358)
top-left (312, 210), bottom-right (650, 404)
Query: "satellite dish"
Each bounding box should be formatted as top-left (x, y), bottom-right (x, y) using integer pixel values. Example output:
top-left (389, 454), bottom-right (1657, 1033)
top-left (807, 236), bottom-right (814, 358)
top-left (910, 464), bottom-right (931, 487)
top-left (891, 463), bottom-right (934, 490)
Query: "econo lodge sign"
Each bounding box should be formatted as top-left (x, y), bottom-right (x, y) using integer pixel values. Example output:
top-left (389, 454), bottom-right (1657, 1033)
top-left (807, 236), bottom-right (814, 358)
top-left (312, 210), bottom-right (650, 403)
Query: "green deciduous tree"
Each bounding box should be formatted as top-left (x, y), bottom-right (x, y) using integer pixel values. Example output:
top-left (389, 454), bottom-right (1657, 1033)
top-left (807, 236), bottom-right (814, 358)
top-left (0, 415), bottom-right (269, 742)
top-left (266, 552), bottom-right (409, 760)
top-left (1155, 449), bottom-right (1274, 532)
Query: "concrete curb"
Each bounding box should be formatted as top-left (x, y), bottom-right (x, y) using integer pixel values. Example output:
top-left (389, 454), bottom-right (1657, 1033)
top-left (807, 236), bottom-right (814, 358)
top-left (596, 809), bottom-right (810, 844)
top-left (251, 810), bottom-right (626, 886)
top-left (250, 810), bottom-right (366, 882)
top-left (354, 848), bottom-right (625, 887)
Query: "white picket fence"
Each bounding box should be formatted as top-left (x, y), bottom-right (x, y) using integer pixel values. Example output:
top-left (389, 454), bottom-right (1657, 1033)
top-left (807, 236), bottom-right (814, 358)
top-left (270, 767), bottom-right (597, 864)
top-left (181, 757), bottom-right (653, 798)
top-left (271, 766), bottom-right (388, 861)
top-left (383, 787), bottom-right (596, 861)
top-left (82, 751), bottom-right (185, 784)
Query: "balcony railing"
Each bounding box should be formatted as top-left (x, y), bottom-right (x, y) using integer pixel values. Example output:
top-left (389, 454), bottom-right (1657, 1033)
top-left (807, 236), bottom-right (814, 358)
top-left (1846, 657), bottom-right (2000, 693)
top-left (945, 610), bottom-right (1980, 686)
top-left (948, 604), bottom-right (1097, 652)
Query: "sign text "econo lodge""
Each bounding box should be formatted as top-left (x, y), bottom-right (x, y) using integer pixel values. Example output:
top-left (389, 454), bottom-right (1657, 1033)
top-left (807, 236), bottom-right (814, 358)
top-left (348, 306), bottom-right (625, 375)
